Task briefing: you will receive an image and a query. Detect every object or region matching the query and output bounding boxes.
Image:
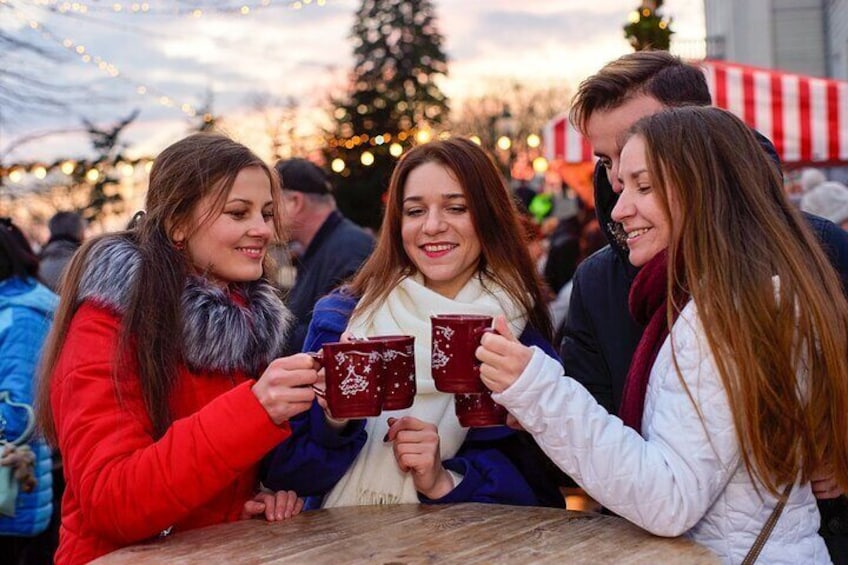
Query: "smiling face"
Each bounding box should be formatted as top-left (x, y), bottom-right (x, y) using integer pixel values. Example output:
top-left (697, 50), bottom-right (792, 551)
top-left (176, 166), bottom-right (275, 287)
top-left (585, 93), bottom-right (666, 194)
top-left (611, 135), bottom-right (672, 267)
top-left (401, 161), bottom-right (482, 298)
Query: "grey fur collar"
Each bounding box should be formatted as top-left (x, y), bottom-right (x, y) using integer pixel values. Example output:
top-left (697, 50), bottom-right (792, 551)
top-left (79, 236), bottom-right (291, 375)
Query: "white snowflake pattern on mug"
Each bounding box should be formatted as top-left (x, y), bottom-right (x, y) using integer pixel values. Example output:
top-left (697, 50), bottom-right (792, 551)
top-left (432, 326), bottom-right (454, 370)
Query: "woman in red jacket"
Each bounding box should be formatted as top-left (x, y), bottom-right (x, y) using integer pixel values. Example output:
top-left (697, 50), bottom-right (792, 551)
top-left (35, 133), bottom-right (320, 565)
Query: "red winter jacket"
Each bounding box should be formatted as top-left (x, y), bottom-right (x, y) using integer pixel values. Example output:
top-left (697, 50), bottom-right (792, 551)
top-left (50, 302), bottom-right (290, 565)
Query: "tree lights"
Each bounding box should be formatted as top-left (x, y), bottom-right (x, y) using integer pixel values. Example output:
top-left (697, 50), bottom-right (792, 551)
top-left (623, 1), bottom-right (673, 51)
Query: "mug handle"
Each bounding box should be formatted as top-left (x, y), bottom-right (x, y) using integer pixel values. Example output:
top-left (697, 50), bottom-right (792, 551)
top-left (307, 351), bottom-right (326, 398)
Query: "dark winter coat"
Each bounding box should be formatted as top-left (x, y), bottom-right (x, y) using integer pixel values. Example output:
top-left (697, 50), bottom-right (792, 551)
top-left (283, 211), bottom-right (374, 356)
top-left (38, 237), bottom-right (81, 292)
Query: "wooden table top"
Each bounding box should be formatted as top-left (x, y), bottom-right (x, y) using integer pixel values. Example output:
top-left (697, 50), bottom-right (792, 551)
top-left (93, 503), bottom-right (719, 564)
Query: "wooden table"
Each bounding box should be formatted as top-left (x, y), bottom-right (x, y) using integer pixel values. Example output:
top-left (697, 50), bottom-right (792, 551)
top-left (94, 503), bottom-right (718, 564)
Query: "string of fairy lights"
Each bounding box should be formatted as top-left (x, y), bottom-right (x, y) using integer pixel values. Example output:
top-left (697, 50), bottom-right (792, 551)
top-left (5, 0), bottom-right (329, 121)
top-left (0, 0), bottom-right (333, 183)
top-left (1, 0), bottom-right (550, 200)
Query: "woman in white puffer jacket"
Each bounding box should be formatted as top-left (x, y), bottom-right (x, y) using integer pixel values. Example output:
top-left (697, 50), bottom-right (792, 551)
top-left (477, 106), bottom-right (848, 564)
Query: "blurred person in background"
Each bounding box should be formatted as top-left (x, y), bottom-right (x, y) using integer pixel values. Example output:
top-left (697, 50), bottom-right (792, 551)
top-left (801, 181), bottom-right (848, 231)
top-left (0, 217), bottom-right (57, 564)
top-left (38, 211), bottom-right (86, 292)
top-left (275, 158), bottom-right (374, 356)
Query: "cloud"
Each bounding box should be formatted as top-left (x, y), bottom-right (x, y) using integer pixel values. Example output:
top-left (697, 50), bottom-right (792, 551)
top-left (1, 0), bottom-right (703, 162)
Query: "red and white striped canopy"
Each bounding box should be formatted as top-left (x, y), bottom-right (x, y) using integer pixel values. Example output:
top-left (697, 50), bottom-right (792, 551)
top-left (544, 59), bottom-right (848, 167)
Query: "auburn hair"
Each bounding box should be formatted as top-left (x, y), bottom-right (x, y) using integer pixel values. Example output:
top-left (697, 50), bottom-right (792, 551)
top-left (37, 132), bottom-right (284, 442)
top-left (348, 137), bottom-right (553, 342)
top-left (630, 106), bottom-right (848, 496)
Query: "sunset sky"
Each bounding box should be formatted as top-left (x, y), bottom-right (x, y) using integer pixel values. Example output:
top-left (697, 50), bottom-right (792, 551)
top-left (1, 0), bottom-right (705, 162)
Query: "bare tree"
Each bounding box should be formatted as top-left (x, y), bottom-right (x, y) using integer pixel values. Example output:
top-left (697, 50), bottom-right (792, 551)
top-left (450, 81), bottom-right (573, 148)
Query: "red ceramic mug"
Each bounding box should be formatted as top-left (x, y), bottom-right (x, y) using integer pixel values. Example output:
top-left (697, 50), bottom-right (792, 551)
top-left (454, 391), bottom-right (508, 427)
top-left (368, 335), bottom-right (416, 411)
top-left (430, 314), bottom-right (493, 393)
top-left (321, 340), bottom-right (386, 419)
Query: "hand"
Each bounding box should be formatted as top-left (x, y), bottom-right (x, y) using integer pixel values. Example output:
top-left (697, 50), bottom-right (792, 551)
top-left (385, 416), bottom-right (454, 499)
top-left (812, 466), bottom-right (843, 500)
top-left (476, 315), bottom-right (534, 393)
top-left (308, 351), bottom-right (351, 430)
top-left (252, 354), bottom-right (319, 425)
top-left (505, 414), bottom-right (524, 431)
top-left (240, 490), bottom-right (304, 521)
top-left (1, 443), bottom-right (37, 493)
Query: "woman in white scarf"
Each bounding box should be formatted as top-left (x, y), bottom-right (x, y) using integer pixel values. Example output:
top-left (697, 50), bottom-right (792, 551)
top-left (265, 138), bottom-right (562, 508)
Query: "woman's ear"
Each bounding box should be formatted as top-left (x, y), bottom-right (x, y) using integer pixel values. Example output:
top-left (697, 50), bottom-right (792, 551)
top-left (169, 221), bottom-right (187, 247)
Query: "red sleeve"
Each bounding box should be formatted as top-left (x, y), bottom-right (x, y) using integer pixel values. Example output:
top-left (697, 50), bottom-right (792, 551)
top-left (52, 303), bottom-right (291, 543)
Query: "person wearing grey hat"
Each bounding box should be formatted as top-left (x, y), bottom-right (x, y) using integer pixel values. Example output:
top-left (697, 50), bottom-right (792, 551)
top-left (275, 158), bottom-right (375, 355)
top-left (801, 181), bottom-right (848, 230)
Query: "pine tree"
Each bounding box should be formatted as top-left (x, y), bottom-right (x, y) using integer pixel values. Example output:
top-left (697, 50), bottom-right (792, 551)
top-left (77, 110), bottom-right (138, 221)
top-left (325, 0), bottom-right (449, 230)
top-left (623, 1), bottom-right (674, 51)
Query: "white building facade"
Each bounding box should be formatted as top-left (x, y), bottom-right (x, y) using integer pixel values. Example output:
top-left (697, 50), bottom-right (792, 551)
top-left (704, 0), bottom-right (848, 79)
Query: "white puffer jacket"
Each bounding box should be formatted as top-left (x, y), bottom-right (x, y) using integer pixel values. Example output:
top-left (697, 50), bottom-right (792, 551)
top-left (493, 300), bottom-right (830, 564)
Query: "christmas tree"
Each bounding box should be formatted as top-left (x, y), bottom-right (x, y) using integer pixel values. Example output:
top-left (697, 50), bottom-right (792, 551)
top-left (325, 0), bottom-right (450, 230)
top-left (623, 1), bottom-right (674, 51)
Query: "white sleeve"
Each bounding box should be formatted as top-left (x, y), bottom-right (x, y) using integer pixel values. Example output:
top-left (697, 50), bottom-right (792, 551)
top-left (492, 312), bottom-right (740, 537)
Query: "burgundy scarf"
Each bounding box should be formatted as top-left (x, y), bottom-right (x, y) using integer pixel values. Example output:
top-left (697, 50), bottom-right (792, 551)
top-left (619, 250), bottom-right (687, 434)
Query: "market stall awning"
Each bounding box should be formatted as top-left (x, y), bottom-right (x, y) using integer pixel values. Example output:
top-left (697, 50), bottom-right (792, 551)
top-left (544, 59), bottom-right (848, 168)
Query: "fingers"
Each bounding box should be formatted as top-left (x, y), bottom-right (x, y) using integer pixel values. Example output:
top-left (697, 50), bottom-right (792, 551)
top-left (265, 355), bottom-right (321, 384)
top-left (505, 414), bottom-right (524, 431)
top-left (476, 338), bottom-right (534, 393)
top-left (384, 416), bottom-right (428, 442)
top-left (240, 499), bottom-right (266, 520)
top-left (242, 491), bottom-right (304, 521)
top-left (386, 417), bottom-right (439, 473)
top-left (492, 315), bottom-right (516, 341)
top-left (253, 356), bottom-right (322, 425)
top-left (812, 477), bottom-right (842, 499)
top-left (274, 490), bottom-right (299, 520)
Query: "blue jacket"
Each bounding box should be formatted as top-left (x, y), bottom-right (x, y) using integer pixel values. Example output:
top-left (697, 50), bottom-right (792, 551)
top-left (265, 289), bottom-right (565, 509)
top-left (0, 277), bottom-right (57, 537)
top-left (283, 211), bottom-right (374, 356)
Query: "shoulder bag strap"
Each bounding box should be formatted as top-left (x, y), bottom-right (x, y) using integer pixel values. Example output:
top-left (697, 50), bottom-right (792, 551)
top-left (741, 483), bottom-right (793, 565)
top-left (0, 391), bottom-right (36, 446)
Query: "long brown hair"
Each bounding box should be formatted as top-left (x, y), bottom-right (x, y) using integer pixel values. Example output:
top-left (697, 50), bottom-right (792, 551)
top-left (348, 137), bottom-right (552, 342)
top-left (631, 106), bottom-right (848, 495)
top-left (37, 132), bottom-right (284, 442)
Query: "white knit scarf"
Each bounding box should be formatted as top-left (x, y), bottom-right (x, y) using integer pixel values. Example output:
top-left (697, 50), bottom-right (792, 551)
top-left (322, 273), bottom-right (527, 507)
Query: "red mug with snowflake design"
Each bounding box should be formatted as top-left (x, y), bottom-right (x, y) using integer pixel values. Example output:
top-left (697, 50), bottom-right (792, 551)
top-left (454, 390), bottom-right (508, 427)
top-left (322, 340), bottom-right (386, 419)
top-left (430, 314), bottom-right (493, 393)
top-left (367, 335), bottom-right (416, 411)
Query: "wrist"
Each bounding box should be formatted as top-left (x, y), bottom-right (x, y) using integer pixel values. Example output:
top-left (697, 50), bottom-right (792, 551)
top-left (324, 413), bottom-right (350, 430)
top-left (419, 468), bottom-right (455, 500)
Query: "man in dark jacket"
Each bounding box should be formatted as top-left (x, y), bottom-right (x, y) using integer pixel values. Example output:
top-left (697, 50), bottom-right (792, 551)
top-left (38, 211), bottom-right (85, 292)
top-left (561, 50), bottom-right (848, 560)
top-left (275, 158), bottom-right (375, 355)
